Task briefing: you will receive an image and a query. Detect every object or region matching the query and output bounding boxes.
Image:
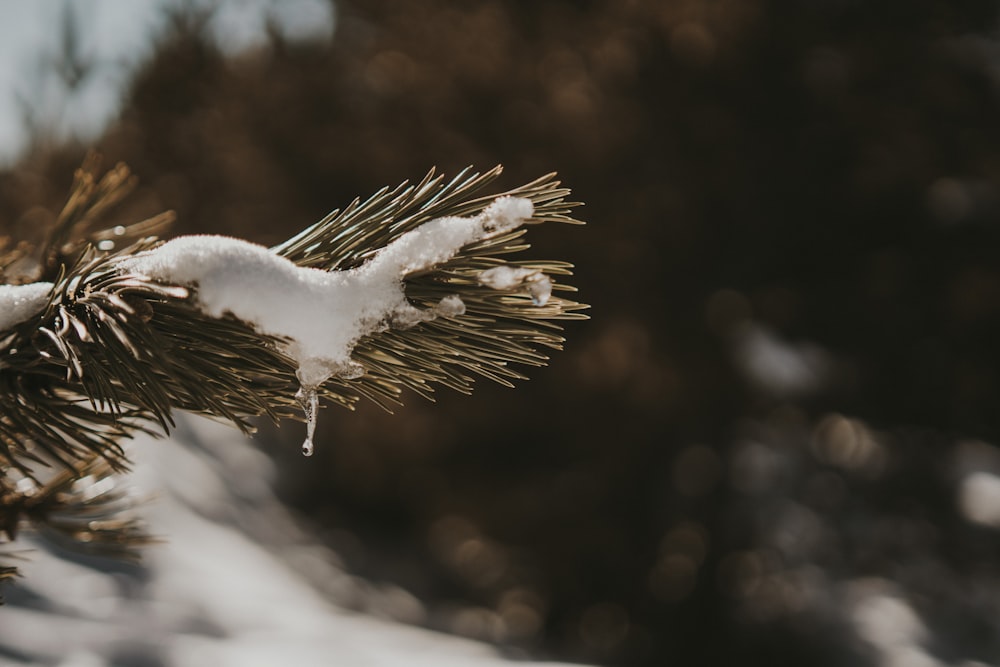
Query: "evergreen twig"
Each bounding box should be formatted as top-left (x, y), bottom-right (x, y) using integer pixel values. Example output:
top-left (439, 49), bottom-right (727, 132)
top-left (0, 158), bottom-right (586, 595)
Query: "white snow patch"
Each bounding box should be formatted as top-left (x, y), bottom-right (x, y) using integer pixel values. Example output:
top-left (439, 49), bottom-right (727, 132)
top-left (0, 281), bottom-right (53, 331)
top-left (479, 266), bottom-right (552, 306)
top-left (118, 196), bottom-right (534, 391)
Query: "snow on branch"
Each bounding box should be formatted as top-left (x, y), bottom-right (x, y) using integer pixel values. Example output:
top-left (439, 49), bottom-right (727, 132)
top-left (0, 160), bottom-right (586, 583)
top-left (117, 196), bottom-right (536, 390)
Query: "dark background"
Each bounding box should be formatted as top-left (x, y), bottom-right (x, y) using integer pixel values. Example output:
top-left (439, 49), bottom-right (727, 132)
top-left (4, 1), bottom-right (1000, 665)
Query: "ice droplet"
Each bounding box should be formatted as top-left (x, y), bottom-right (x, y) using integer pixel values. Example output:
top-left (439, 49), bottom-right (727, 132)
top-left (296, 384), bottom-right (319, 457)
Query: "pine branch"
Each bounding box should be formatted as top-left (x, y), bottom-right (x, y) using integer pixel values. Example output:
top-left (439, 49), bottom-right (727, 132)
top-left (1, 453), bottom-right (152, 555)
top-left (275, 165), bottom-right (587, 409)
top-left (0, 450), bottom-right (150, 602)
top-left (0, 158), bottom-right (586, 594)
top-left (0, 163), bottom-right (297, 473)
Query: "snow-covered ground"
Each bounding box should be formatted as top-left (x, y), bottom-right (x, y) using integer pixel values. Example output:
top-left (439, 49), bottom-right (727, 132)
top-left (0, 416), bottom-right (586, 667)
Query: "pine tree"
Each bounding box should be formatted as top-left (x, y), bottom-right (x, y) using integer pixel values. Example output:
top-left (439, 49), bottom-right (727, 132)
top-left (0, 157), bottom-right (586, 600)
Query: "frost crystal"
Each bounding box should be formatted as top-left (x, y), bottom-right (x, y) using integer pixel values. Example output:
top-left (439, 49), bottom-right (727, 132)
top-left (116, 196), bottom-right (536, 455)
top-left (0, 282), bottom-right (54, 331)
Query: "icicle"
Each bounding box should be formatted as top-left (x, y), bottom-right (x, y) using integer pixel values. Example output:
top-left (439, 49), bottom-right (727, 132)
top-left (295, 359), bottom-right (332, 457)
top-left (296, 384), bottom-right (319, 457)
top-left (292, 356), bottom-right (367, 457)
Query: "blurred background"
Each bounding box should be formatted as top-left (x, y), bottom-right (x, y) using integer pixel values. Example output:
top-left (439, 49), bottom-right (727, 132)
top-left (3, 0), bottom-right (1000, 665)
